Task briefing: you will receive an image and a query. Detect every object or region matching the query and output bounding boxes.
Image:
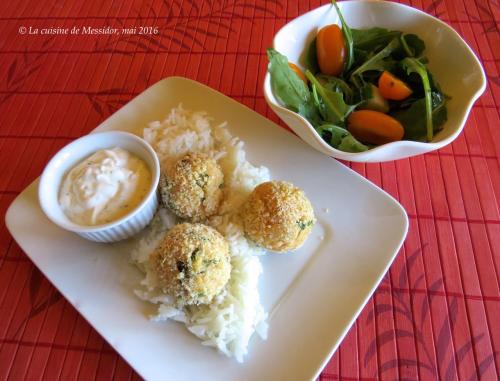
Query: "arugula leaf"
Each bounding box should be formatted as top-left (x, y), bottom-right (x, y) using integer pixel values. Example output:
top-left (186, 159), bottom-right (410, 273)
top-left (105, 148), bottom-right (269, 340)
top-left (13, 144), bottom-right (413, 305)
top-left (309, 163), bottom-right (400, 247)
top-left (351, 27), bottom-right (402, 51)
top-left (267, 48), bottom-right (321, 125)
top-left (317, 124), bottom-right (369, 152)
top-left (338, 133), bottom-right (371, 152)
top-left (400, 57), bottom-right (433, 141)
top-left (391, 93), bottom-right (447, 140)
top-left (267, 48), bottom-right (309, 108)
top-left (350, 38), bottom-right (400, 87)
top-left (352, 48), bottom-right (370, 68)
top-left (399, 34), bottom-right (425, 58)
top-left (305, 37), bottom-right (319, 73)
top-left (306, 70), bottom-right (356, 124)
top-left (316, 74), bottom-right (354, 102)
top-left (331, 0), bottom-right (354, 72)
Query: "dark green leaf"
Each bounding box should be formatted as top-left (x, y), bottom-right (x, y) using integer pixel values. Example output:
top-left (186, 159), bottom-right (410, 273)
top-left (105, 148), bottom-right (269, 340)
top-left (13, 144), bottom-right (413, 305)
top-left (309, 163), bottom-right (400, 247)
top-left (317, 124), bottom-right (369, 152)
top-left (311, 85), bottom-right (327, 120)
top-left (352, 48), bottom-right (370, 68)
top-left (267, 48), bottom-right (309, 108)
top-left (400, 34), bottom-right (426, 58)
top-left (351, 27), bottom-right (401, 51)
top-left (304, 37), bottom-right (319, 73)
top-left (350, 38), bottom-right (400, 87)
top-left (306, 70), bottom-right (356, 124)
top-left (391, 93), bottom-right (447, 140)
top-left (338, 133), bottom-right (371, 152)
top-left (316, 74), bottom-right (354, 102)
top-left (401, 57), bottom-right (434, 140)
top-left (267, 48), bottom-right (321, 125)
top-left (331, 0), bottom-right (354, 72)
top-left (317, 124), bottom-right (346, 146)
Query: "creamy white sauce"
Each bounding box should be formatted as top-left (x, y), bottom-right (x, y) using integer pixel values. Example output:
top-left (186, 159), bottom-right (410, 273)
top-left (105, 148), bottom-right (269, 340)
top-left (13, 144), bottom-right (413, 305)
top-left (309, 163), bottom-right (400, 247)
top-left (59, 147), bottom-right (151, 226)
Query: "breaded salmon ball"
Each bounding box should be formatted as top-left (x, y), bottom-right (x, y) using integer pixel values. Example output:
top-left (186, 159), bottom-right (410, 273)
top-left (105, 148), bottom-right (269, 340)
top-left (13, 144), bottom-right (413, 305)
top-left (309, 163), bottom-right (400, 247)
top-left (159, 152), bottom-right (223, 221)
top-left (150, 223), bottom-right (231, 305)
top-left (242, 181), bottom-right (315, 253)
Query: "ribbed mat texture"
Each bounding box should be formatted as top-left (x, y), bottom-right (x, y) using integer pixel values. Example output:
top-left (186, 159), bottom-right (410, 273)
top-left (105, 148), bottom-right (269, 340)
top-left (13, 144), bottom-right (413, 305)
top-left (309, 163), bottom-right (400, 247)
top-left (0, 0), bottom-right (498, 380)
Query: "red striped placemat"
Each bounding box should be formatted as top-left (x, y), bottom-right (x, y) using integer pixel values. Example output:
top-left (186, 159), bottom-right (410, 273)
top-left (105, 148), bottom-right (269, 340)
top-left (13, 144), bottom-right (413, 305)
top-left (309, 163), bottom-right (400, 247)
top-left (0, 0), bottom-right (498, 380)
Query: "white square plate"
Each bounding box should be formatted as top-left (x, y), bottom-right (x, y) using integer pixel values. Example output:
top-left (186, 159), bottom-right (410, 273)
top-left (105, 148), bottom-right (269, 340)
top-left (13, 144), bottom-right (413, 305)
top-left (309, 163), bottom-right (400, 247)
top-left (6, 77), bottom-right (408, 381)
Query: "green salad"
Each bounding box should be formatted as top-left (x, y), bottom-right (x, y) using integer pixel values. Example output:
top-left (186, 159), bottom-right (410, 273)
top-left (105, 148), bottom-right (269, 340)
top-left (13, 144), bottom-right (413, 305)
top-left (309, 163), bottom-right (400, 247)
top-left (267, 0), bottom-right (448, 153)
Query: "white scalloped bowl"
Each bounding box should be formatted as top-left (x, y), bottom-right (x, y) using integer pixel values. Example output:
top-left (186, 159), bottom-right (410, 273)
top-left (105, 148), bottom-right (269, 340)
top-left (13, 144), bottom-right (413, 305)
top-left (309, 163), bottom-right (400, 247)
top-left (263, 0), bottom-right (486, 162)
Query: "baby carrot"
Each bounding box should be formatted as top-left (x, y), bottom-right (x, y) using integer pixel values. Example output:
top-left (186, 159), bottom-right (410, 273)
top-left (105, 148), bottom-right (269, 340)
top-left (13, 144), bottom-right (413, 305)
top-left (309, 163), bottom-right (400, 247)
top-left (316, 24), bottom-right (346, 76)
top-left (378, 71), bottom-right (413, 101)
top-left (347, 110), bottom-right (404, 145)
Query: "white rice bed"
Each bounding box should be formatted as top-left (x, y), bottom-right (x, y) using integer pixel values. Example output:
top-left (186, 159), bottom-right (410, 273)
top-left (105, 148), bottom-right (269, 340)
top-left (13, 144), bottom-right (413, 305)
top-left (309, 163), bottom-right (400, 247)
top-left (131, 104), bottom-right (270, 362)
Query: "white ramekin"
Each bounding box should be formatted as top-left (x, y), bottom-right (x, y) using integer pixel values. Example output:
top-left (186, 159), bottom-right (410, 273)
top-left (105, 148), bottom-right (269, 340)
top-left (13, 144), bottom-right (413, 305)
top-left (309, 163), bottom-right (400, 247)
top-left (38, 131), bottom-right (160, 243)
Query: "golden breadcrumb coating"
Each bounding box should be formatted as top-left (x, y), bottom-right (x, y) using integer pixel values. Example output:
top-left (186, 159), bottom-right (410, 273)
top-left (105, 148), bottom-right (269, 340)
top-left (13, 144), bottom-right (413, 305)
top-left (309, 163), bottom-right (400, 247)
top-left (150, 223), bottom-right (231, 305)
top-left (159, 152), bottom-right (223, 221)
top-left (242, 181), bottom-right (315, 252)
